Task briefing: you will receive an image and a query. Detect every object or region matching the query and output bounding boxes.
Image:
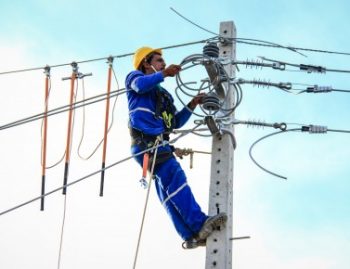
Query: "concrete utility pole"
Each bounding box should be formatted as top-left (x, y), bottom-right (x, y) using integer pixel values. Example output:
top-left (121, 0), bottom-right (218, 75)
top-left (205, 21), bottom-right (236, 269)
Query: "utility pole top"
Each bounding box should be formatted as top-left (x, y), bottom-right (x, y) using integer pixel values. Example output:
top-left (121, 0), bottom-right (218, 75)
top-left (205, 21), bottom-right (236, 269)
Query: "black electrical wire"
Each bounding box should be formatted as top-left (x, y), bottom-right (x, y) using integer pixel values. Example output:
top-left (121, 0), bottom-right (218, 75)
top-left (284, 45), bottom-right (350, 57)
top-left (0, 39), bottom-right (212, 76)
top-left (171, 7), bottom-right (350, 57)
top-left (170, 7), bottom-right (218, 36)
top-left (332, 89), bottom-right (350, 93)
top-left (170, 7), bottom-right (306, 57)
top-left (0, 124), bottom-right (201, 217)
top-left (0, 88), bottom-right (127, 131)
top-left (328, 128), bottom-right (350, 133)
top-left (261, 56), bottom-right (350, 74)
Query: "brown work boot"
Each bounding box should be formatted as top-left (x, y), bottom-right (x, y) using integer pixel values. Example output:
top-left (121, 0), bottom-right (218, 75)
top-left (198, 212), bottom-right (227, 240)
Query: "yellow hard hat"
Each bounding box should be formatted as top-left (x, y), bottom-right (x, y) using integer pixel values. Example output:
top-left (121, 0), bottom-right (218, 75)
top-left (133, 46), bottom-right (162, 70)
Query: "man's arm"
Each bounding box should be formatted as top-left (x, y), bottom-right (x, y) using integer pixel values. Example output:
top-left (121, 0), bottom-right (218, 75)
top-left (174, 93), bottom-right (206, 129)
top-left (129, 71), bottom-right (164, 94)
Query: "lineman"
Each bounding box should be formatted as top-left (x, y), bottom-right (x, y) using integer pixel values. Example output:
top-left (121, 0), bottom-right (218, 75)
top-left (125, 46), bottom-right (227, 248)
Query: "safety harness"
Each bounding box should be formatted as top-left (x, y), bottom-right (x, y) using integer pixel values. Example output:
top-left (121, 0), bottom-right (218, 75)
top-left (130, 86), bottom-right (177, 168)
top-left (155, 86), bottom-right (177, 132)
top-left (130, 128), bottom-right (173, 167)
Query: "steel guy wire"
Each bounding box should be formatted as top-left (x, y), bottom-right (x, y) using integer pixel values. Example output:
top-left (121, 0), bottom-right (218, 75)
top-left (0, 124), bottom-right (202, 217)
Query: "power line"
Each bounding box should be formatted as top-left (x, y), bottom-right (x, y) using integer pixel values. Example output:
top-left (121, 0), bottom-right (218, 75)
top-left (0, 88), bottom-right (127, 131)
top-left (2, 34), bottom-right (350, 79)
top-left (249, 124), bottom-right (350, 180)
top-left (0, 126), bottom-right (199, 217)
top-left (170, 7), bottom-right (305, 57)
top-left (260, 56), bottom-right (350, 74)
top-left (170, 7), bottom-right (350, 58)
top-left (77, 74), bottom-right (120, 160)
top-left (0, 39), bottom-right (212, 76)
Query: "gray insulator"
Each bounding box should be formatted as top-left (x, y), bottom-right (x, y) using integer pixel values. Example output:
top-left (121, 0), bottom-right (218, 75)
top-left (203, 42), bottom-right (219, 58)
top-left (202, 93), bottom-right (221, 111)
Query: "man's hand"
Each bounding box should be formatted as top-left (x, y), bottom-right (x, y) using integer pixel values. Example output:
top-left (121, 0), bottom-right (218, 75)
top-left (188, 93), bottom-right (206, 110)
top-left (162, 64), bottom-right (181, 77)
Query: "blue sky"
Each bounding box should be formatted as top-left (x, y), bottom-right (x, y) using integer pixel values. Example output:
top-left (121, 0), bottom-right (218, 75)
top-left (1, 0), bottom-right (350, 268)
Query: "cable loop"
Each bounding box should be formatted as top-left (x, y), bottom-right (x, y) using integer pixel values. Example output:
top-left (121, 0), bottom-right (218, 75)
top-left (175, 50), bottom-right (241, 120)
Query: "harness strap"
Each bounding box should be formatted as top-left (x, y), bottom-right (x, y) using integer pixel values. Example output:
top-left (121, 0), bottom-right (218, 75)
top-left (130, 128), bottom-right (173, 167)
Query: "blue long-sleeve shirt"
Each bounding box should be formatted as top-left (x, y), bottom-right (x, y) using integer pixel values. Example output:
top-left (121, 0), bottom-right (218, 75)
top-left (125, 70), bottom-right (192, 136)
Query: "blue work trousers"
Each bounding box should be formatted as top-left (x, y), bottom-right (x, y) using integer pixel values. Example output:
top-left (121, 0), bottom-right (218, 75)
top-left (131, 145), bottom-right (207, 240)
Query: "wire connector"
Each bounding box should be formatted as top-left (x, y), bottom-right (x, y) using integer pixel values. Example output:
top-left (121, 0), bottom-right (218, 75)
top-left (306, 85), bottom-right (332, 93)
top-left (301, 125), bottom-right (328, 133)
top-left (139, 178), bottom-right (148, 189)
top-left (43, 65), bottom-right (51, 77)
top-left (236, 78), bottom-right (292, 91)
top-left (300, 64), bottom-right (326, 73)
top-left (76, 72), bottom-right (93, 79)
top-left (229, 118), bottom-right (287, 131)
top-left (205, 116), bottom-right (221, 135)
top-left (234, 58), bottom-right (286, 71)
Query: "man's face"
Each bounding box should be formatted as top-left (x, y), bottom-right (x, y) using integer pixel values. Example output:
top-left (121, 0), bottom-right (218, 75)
top-left (149, 54), bottom-right (166, 71)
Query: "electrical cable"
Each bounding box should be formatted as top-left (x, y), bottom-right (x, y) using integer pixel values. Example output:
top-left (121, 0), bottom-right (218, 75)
top-left (0, 38), bottom-right (212, 76)
top-left (0, 88), bottom-right (127, 131)
top-left (77, 68), bottom-right (120, 161)
top-left (169, 7), bottom-right (305, 57)
top-left (175, 53), bottom-right (242, 118)
top-left (328, 128), bottom-right (350, 134)
top-left (260, 56), bottom-right (350, 74)
top-left (249, 128), bottom-right (300, 180)
top-left (2, 31), bottom-right (350, 77)
top-left (171, 7), bottom-right (350, 57)
top-left (170, 7), bottom-right (218, 36)
top-left (0, 124), bottom-right (202, 217)
top-left (249, 125), bottom-right (350, 180)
